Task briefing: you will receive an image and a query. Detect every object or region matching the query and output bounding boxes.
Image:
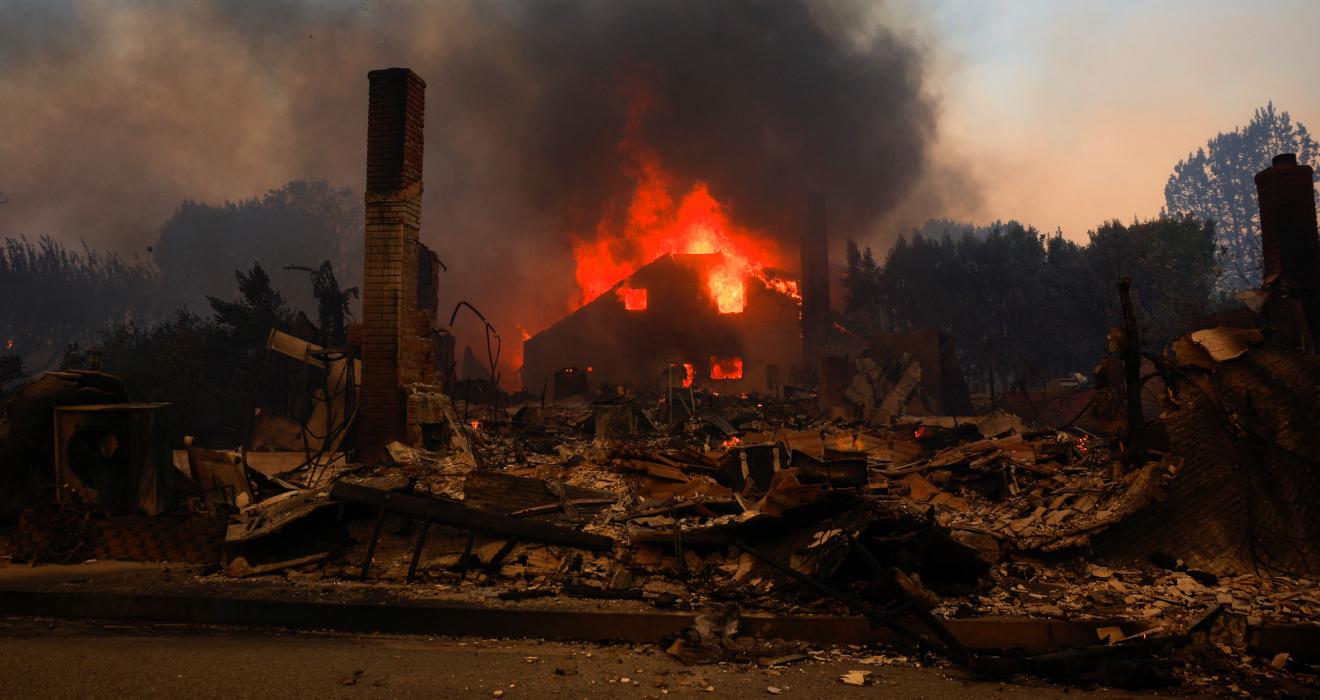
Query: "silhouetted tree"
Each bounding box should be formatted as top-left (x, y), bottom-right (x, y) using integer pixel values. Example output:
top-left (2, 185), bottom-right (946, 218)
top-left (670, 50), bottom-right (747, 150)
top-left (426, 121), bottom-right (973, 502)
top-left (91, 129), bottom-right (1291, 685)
top-left (284, 261), bottom-right (359, 346)
top-left (1164, 103), bottom-right (1319, 290)
top-left (842, 215), bottom-right (1219, 396)
top-left (101, 262), bottom-right (294, 445)
top-left (0, 235), bottom-right (164, 372)
top-left (153, 179), bottom-right (363, 319)
top-left (842, 240), bottom-right (884, 334)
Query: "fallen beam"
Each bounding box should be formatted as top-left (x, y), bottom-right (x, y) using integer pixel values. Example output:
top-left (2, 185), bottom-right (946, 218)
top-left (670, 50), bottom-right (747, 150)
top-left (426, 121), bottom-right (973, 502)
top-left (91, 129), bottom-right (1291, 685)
top-left (329, 481), bottom-right (614, 552)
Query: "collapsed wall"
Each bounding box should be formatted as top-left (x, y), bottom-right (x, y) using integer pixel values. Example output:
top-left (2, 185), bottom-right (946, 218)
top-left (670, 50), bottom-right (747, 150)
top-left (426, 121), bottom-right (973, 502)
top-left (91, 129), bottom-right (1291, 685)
top-left (1088, 338), bottom-right (1320, 575)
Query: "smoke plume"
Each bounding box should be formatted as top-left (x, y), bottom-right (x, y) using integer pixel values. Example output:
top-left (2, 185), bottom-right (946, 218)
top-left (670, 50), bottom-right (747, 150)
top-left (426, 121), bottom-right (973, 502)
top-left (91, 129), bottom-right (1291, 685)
top-left (0, 0), bottom-right (948, 378)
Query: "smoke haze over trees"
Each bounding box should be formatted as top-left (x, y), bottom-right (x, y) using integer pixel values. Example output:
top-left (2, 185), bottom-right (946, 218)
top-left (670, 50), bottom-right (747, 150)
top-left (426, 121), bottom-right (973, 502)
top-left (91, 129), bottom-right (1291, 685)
top-left (0, 0), bottom-right (956, 376)
top-left (0, 236), bottom-right (164, 375)
top-left (1164, 103), bottom-right (1319, 291)
top-left (154, 179), bottom-right (363, 319)
top-left (843, 215), bottom-right (1221, 396)
top-left (99, 263), bottom-right (302, 446)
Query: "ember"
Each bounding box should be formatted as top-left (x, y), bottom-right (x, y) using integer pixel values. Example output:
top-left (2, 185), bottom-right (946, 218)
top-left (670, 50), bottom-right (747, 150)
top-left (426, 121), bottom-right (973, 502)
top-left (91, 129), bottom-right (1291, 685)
top-left (710, 356), bottom-right (743, 379)
top-left (682, 363), bottom-right (694, 388)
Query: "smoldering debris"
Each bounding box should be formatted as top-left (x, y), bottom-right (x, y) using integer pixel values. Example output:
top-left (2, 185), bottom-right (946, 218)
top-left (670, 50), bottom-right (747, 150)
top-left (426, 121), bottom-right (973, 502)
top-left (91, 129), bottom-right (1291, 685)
top-left (7, 331), bottom-right (1319, 695)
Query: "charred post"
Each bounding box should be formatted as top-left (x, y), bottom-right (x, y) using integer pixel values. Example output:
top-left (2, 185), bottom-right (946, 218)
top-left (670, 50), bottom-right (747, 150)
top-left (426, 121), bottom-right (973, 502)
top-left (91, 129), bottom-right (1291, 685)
top-left (1118, 277), bottom-right (1147, 464)
top-left (801, 192), bottom-right (830, 381)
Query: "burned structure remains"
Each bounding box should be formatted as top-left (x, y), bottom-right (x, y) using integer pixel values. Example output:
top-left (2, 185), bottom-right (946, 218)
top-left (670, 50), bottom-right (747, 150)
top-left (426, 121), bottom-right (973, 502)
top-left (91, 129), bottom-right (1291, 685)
top-left (525, 192), bottom-right (864, 399)
top-left (1, 63), bottom-right (1318, 696)
top-left (523, 253), bottom-right (802, 397)
top-left (355, 68), bottom-right (447, 463)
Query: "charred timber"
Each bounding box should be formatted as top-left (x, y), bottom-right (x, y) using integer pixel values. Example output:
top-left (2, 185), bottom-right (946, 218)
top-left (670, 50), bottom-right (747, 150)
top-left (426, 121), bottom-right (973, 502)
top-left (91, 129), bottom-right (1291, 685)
top-left (329, 482), bottom-right (615, 551)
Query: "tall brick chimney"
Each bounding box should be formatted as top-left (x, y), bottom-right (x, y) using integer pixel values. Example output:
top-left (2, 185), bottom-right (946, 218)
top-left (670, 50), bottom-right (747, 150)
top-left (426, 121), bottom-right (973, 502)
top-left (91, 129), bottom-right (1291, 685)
top-left (801, 192), bottom-right (830, 380)
top-left (1255, 153), bottom-right (1320, 348)
top-left (359, 68), bottom-right (432, 462)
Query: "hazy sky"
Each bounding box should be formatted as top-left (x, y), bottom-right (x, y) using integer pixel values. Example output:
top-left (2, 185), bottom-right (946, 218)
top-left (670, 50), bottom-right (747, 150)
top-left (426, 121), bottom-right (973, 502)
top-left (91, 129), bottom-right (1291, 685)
top-left (924, 0), bottom-right (1319, 239)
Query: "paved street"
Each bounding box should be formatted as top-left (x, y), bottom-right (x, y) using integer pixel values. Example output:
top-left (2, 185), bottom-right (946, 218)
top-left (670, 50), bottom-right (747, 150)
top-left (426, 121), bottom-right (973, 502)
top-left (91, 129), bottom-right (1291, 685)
top-left (0, 617), bottom-right (1205, 700)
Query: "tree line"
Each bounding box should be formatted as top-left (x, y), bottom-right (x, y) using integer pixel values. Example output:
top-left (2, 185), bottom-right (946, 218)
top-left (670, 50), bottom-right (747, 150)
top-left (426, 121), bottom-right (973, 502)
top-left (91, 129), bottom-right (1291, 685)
top-left (0, 181), bottom-right (362, 446)
top-left (843, 215), bottom-right (1222, 397)
top-left (841, 102), bottom-right (1317, 398)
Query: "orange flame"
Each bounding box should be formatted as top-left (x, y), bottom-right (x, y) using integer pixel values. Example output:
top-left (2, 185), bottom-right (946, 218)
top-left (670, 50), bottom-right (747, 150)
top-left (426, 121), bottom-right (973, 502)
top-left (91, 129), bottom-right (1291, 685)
top-left (4, 340), bottom-right (11, 350)
top-left (683, 363), bottom-right (694, 388)
top-left (570, 80), bottom-right (788, 314)
top-left (618, 286), bottom-right (648, 310)
top-left (711, 357), bottom-right (743, 380)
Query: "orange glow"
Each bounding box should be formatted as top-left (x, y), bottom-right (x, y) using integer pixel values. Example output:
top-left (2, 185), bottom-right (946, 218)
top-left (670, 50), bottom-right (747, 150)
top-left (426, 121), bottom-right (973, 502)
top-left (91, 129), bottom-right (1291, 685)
top-left (618, 286), bottom-right (648, 310)
top-left (4, 340), bottom-right (11, 350)
top-left (765, 277), bottom-right (801, 299)
top-left (711, 357), bottom-right (743, 380)
top-left (722, 436), bottom-right (741, 449)
top-left (682, 363), bottom-right (694, 387)
top-left (570, 79), bottom-right (790, 314)
top-left (469, 421), bottom-right (481, 430)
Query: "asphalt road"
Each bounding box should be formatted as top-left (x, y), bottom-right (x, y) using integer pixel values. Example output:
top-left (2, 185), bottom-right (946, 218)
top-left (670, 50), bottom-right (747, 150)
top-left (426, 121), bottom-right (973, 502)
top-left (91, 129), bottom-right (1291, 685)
top-left (0, 617), bottom-right (1205, 700)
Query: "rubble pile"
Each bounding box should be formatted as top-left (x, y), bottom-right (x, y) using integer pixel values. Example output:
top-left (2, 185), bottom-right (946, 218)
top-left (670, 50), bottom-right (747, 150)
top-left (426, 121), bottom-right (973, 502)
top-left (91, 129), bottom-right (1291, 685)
top-left (3, 330), bottom-right (1318, 696)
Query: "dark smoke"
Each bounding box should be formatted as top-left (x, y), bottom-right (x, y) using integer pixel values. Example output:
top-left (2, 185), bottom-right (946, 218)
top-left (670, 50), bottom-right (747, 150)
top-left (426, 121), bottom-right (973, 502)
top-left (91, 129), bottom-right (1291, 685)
top-left (519, 1), bottom-right (935, 240)
top-left (0, 0), bottom-right (948, 377)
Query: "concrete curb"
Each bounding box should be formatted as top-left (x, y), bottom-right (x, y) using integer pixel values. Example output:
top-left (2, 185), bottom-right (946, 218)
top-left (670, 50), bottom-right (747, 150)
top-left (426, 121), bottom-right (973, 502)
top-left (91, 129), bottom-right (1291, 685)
top-left (0, 587), bottom-right (1151, 650)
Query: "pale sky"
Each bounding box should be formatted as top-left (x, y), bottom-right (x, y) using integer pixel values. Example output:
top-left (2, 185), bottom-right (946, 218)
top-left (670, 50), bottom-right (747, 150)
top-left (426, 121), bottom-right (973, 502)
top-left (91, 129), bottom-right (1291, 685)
top-left (911, 0), bottom-right (1320, 242)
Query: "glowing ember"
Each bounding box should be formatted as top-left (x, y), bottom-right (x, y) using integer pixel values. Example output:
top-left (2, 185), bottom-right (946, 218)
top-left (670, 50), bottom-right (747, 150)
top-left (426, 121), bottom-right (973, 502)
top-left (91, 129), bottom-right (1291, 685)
top-left (570, 80), bottom-right (788, 314)
top-left (765, 277), bottom-right (801, 299)
top-left (675, 359), bottom-right (696, 385)
top-left (722, 436), bottom-right (741, 449)
top-left (469, 421), bottom-right (481, 430)
top-left (710, 356), bottom-right (743, 380)
top-left (618, 286), bottom-right (648, 310)
top-left (4, 340), bottom-right (10, 350)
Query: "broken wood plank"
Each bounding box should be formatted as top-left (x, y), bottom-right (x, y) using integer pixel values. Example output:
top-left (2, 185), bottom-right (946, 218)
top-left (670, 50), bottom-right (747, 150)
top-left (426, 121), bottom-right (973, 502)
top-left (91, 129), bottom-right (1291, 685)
top-left (329, 482), bottom-right (615, 551)
top-left (463, 471), bottom-right (616, 515)
top-left (225, 552), bottom-right (330, 578)
top-left (622, 459), bottom-right (687, 482)
top-left (509, 498), bottom-right (617, 517)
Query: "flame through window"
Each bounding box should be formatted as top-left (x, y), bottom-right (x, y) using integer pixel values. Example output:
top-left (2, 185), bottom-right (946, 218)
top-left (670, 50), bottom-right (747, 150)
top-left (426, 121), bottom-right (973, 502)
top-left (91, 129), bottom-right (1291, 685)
top-left (710, 357), bottom-right (743, 379)
top-left (618, 286), bottom-right (647, 310)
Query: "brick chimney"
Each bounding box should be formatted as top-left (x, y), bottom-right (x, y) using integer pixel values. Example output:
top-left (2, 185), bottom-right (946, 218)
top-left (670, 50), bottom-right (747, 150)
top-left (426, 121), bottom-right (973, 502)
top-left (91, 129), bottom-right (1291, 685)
top-left (359, 68), bottom-right (432, 462)
top-left (801, 192), bottom-right (830, 380)
top-left (1255, 152), bottom-right (1320, 348)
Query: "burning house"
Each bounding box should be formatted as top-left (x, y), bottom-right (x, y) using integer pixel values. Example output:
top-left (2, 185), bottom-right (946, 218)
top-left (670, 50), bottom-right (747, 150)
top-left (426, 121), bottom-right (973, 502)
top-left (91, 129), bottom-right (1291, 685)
top-left (523, 188), bottom-right (860, 398)
top-left (523, 252), bottom-right (802, 397)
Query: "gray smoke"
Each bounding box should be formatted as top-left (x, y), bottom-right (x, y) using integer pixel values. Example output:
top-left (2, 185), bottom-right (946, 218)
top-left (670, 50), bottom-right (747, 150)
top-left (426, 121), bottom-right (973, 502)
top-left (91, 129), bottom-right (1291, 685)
top-left (0, 0), bottom-right (949, 375)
